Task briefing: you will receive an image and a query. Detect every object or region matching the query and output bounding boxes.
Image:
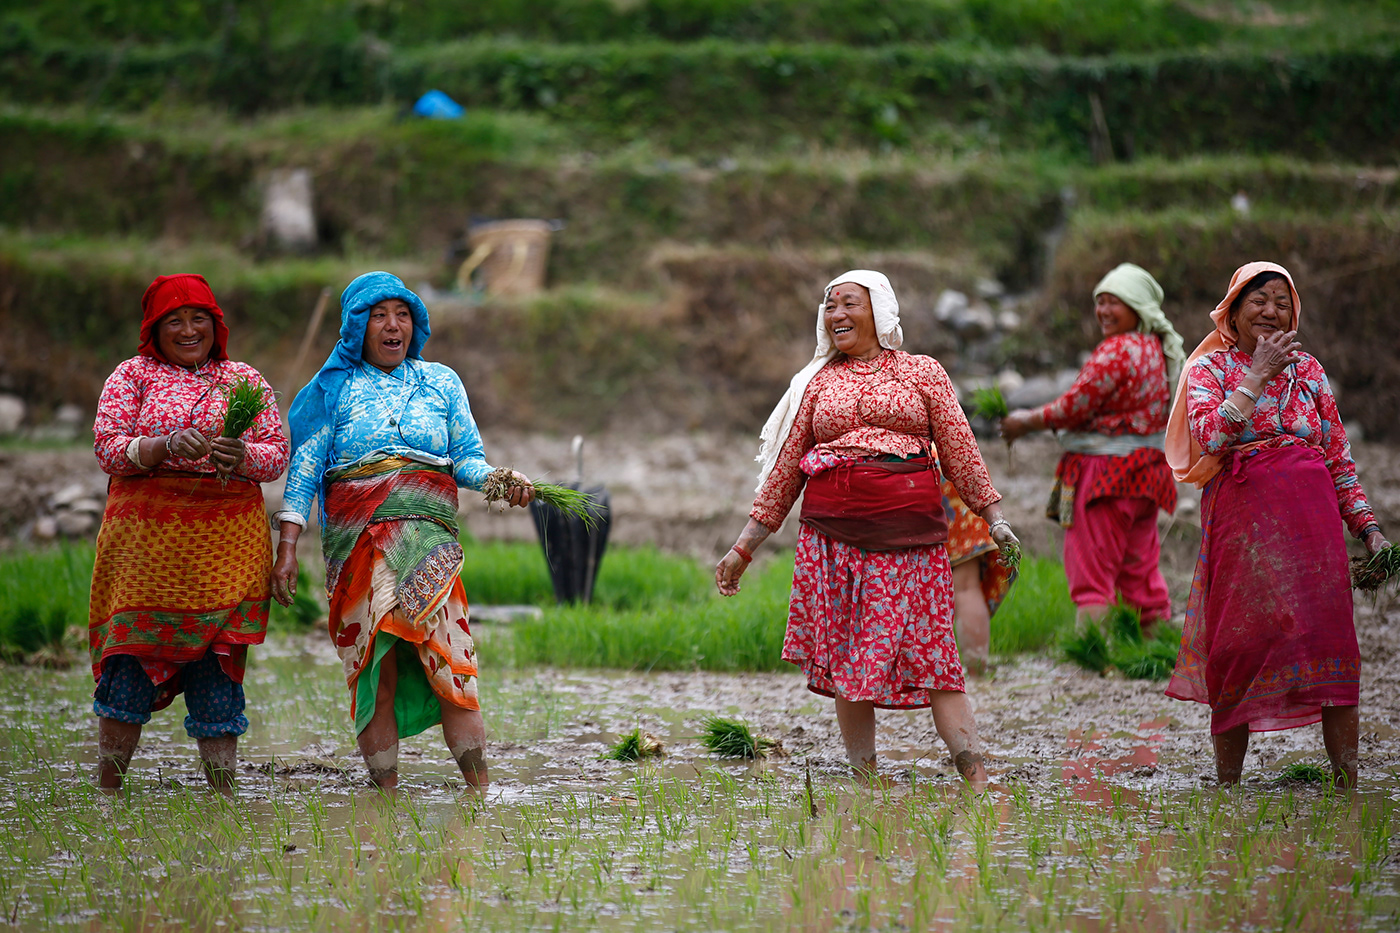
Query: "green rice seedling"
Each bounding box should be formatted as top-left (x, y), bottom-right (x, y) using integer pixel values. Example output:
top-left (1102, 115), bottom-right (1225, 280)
top-left (996, 540), bottom-right (1022, 573)
top-left (991, 555), bottom-right (1076, 655)
top-left (1279, 761), bottom-right (1329, 783)
top-left (602, 727), bottom-right (664, 762)
top-left (1113, 638), bottom-right (1178, 680)
top-left (1351, 545), bottom-right (1400, 592)
top-left (482, 467), bottom-right (600, 528)
top-left (1063, 622), bottom-right (1111, 673)
top-left (1105, 602), bottom-right (1143, 644)
top-left (219, 376), bottom-right (273, 438)
top-left (0, 544), bottom-right (93, 662)
top-left (969, 385), bottom-right (1009, 421)
top-left (700, 717), bottom-right (775, 759)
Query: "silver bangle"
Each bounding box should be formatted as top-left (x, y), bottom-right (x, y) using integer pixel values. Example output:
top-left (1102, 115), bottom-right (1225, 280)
top-left (1220, 400), bottom-right (1248, 424)
top-left (1235, 385), bottom-right (1259, 403)
top-left (988, 519), bottom-right (1011, 533)
top-left (165, 433), bottom-right (176, 457)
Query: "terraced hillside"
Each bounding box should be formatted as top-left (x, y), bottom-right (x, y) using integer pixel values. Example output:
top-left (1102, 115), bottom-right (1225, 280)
top-left (3, 0), bottom-right (1399, 436)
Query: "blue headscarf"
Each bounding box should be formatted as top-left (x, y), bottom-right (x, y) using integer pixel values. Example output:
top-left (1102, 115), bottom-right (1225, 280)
top-left (286, 271), bottom-right (432, 496)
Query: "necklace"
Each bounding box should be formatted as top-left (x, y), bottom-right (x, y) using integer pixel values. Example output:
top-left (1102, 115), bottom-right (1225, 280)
top-left (360, 362), bottom-right (412, 427)
top-left (847, 350), bottom-right (886, 375)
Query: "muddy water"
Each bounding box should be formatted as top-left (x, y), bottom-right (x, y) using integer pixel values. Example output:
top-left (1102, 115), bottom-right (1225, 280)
top-left (2, 615), bottom-right (1399, 931)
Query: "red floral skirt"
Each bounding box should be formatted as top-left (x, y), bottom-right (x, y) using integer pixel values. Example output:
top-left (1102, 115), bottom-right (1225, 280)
top-left (783, 525), bottom-right (962, 709)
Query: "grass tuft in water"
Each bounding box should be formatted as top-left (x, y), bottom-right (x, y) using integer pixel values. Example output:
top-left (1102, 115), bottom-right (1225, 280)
top-left (1279, 761), bottom-right (1329, 783)
top-left (700, 716), bottom-right (775, 759)
top-left (602, 727), bottom-right (665, 762)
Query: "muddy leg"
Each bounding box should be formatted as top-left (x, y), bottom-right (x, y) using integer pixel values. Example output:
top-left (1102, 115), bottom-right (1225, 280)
top-left (441, 704), bottom-right (489, 789)
top-left (929, 690), bottom-right (987, 790)
top-left (834, 697), bottom-right (878, 777)
top-left (97, 718), bottom-right (141, 792)
top-left (197, 736), bottom-right (238, 792)
top-left (357, 653), bottom-right (399, 791)
top-left (1213, 724), bottom-right (1249, 785)
top-left (1321, 706), bottom-right (1359, 789)
top-left (952, 560), bottom-right (991, 677)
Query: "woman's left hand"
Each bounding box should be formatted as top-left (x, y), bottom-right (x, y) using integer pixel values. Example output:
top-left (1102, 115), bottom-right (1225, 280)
top-left (1365, 528), bottom-right (1390, 555)
top-left (506, 471), bottom-right (535, 507)
top-left (210, 437), bottom-right (246, 476)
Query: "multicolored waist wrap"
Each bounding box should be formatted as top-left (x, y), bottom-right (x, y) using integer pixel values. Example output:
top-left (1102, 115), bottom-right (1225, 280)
top-left (800, 454), bottom-right (948, 551)
top-left (88, 473), bottom-right (271, 706)
top-left (321, 456), bottom-right (462, 625)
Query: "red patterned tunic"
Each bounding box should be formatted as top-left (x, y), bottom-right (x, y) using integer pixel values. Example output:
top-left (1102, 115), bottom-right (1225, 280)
top-left (752, 351), bottom-right (1002, 708)
top-left (94, 356), bottom-right (289, 482)
top-left (1037, 332), bottom-right (1176, 524)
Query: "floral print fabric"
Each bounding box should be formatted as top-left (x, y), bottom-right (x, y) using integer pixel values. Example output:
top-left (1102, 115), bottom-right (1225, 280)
top-left (281, 359), bottom-right (494, 526)
top-left (1038, 332), bottom-right (1170, 437)
top-left (752, 351), bottom-right (999, 532)
top-left (93, 356), bottom-right (288, 481)
top-left (1186, 348), bottom-right (1374, 537)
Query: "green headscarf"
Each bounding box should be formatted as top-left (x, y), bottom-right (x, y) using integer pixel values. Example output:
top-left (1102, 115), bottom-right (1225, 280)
top-left (1093, 263), bottom-right (1185, 383)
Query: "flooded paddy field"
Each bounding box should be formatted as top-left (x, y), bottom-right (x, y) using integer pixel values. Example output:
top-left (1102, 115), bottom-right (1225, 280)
top-left (3, 614), bottom-right (1400, 932)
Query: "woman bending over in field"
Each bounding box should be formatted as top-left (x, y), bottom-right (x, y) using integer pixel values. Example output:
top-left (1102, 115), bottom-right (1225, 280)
top-left (715, 271), bottom-right (1019, 789)
top-left (272, 272), bottom-right (534, 792)
top-left (1000, 263), bottom-right (1182, 630)
top-left (1165, 261), bottom-right (1387, 787)
top-left (89, 274), bottom-right (288, 792)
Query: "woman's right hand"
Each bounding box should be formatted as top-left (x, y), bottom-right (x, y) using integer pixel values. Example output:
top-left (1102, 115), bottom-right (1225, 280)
top-left (715, 549), bottom-right (749, 596)
top-left (271, 544), bottom-right (299, 607)
top-left (168, 427), bottom-right (212, 461)
top-left (1248, 329), bottom-right (1303, 383)
top-left (1000, 409), bottom-right (1039, 442)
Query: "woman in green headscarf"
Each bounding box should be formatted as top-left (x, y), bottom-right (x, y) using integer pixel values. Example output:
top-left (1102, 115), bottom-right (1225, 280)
top-left (1001, 263), bottom-right (1184, 627)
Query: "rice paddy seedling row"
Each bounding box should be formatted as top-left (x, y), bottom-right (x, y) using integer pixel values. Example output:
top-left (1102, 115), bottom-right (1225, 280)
top-left (2, 646), bottom-right (1398, 931)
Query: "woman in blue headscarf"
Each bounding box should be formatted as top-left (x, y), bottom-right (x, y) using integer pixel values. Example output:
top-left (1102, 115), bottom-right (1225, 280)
top-left (271, 272), bottom-right (533, 791)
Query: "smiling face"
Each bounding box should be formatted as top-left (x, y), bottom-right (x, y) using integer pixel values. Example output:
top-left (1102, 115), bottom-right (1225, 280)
top-left (156, 306), bottom-right (216, 369)
top-left (362, 299), bottom-right (414, 372)
top-left (1095, 292), bottom-right (1140, 339)
top-left (1231, 277), bottom-right (1294, 355)
top-left (823, 283), bottom-right (880, 359)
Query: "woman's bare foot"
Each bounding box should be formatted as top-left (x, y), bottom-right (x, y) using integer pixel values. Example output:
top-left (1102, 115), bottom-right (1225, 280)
top-left (954, 750), bottom-right (989, 792)
top-left (97, 718), bottom-right (141, 793)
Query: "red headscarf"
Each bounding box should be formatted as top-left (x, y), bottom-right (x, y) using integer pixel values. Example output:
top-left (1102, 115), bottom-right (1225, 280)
top-left (139, 274), bottom-right (230, 364)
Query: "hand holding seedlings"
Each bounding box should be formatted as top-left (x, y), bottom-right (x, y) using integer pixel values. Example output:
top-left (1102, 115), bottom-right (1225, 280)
top-left (481, 467), bottom-right (539, 508)
top-left (215, 375), bottom-right (273, 478)
top-left (1351, 539), bottom-right (1399, 593)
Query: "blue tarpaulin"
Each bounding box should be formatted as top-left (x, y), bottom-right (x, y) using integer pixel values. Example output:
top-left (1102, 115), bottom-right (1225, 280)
top-left (412, 90), bottom-right (464, 120)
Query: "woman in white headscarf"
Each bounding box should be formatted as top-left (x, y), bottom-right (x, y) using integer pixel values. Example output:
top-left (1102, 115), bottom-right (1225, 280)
top-left (715, 271), bottom-right (1019, 788)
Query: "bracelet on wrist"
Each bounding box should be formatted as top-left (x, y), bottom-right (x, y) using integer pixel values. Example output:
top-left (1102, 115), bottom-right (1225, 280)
top-left (731, 544), bottom-right (754, 564)
top-left (1235, 385), bottom-right (1259, 403)
top-left (165, 433), bottom-right (176, 457)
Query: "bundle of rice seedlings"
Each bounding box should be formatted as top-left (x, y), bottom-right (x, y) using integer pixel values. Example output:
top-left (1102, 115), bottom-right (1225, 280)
top-left (601, 728), bottom-right (664, 762)
top-left (997, 541), bottom-right (1022, 573)
top-left (1114, 638), bottom-right (1178, 680)
top-left (1105, 603), bottom-right (1143, 645)
top-left (1279, 761), bottom-right (1328, 783)
top-left (1062, 623), bottom-right (1111, 674)
top-left (700, 716), bottom-right (777, 759)
top-left (482, 467), bottom-right (600, 528)
top-left (1351, 545), bottom-right (1400, 593)
top-left (970, 385), bottom-right (1015, 466)
top-left (220, 376), bottom-right (273, 438)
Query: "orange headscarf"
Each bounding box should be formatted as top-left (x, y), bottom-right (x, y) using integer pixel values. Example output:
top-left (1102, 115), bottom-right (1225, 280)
top-left (1164, 261), bottom-right (1302, 487)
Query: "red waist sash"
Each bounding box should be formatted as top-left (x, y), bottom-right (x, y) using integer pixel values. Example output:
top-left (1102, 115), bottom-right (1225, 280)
top-left (800, 456), bottom-right (949, 551)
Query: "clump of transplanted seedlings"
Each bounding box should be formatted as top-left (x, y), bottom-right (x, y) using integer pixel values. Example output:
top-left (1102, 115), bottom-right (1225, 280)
top-left (970, 385), bottom-right (1014, 467)
top-left (700, 716), bottom-right (778, 759)
top-left (220, 376), bottom-right (273, 438)
top-left (1063, 603), bottom-right (1179, 680)
top-left (602, 727), bottom-right (665, 761)
top-left (482, 467), bottom-right (601, 527)
top-left (1279, 761), bottom-right (1329, 783)
top-left (1351, 545), bottom-right (1400, 593)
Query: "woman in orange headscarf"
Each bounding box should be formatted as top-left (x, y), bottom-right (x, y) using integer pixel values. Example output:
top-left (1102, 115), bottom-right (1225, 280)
top-left (1164, 262), bottom-right (1387, 787)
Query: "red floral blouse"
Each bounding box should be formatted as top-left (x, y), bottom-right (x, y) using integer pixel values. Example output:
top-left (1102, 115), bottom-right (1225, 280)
top-left (752, 351), bottom-right (1000, 532)
top-left (94, 356), bottom-right (289, 482)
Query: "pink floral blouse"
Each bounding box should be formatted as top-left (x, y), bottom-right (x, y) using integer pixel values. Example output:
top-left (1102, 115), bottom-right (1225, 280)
top-left (1186, 347), bottom-right (1375, 537)
top-left (1038, 332), bottom-right (1170, 435)
top-left (94, 356), bottom-right (289, 482)
top-left (751, 351), bottom-right (1000, 531)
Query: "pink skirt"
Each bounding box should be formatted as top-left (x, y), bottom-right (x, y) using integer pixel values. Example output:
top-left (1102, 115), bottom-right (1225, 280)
top-left (783, 525), bottom-right (963, 709)
top-left (1165, 445), bottom-right (1359, 734)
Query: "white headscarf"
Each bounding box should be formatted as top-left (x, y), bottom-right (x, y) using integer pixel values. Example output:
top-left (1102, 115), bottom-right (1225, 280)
top-left (754, 270), bottom-right (903, 490)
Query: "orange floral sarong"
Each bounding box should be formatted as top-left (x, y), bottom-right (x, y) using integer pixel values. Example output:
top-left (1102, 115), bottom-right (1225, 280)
top-left (941, 479), bottom-right (1015, 617)
top-left (88, 473), bottom-right (270, 708)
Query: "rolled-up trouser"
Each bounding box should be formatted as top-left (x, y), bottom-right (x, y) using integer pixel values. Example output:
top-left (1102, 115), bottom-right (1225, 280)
top-left (1063, 494), bottom-right (1172, 622)
top-left (93, 652), bottom-right (248, 738)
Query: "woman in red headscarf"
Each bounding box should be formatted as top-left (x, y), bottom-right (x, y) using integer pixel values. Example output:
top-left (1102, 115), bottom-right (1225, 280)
top-left (87, 274), bottom-right (289, 792)
top-left (1164, 262), bottom-right (1388, 788)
